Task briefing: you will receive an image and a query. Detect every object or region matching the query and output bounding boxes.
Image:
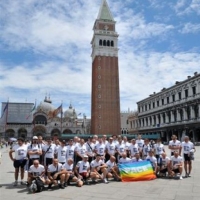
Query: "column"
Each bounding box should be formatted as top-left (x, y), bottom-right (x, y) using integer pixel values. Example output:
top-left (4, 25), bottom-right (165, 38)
top-left (183, 107), bottom-right (187, 121)
top-left (165, 112), bottom-right (169, 123)
top-left (191, 105), bottom-right (195, 120)
top-left (177, 109), bottom-right (181, 122)
top-left (160, 113), bottom-right (163, 125)
top-left (171, 111), bottom-right (175, 123)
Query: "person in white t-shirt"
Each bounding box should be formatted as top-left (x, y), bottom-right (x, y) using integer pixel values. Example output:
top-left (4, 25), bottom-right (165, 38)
top-left (118, 152), bottom-right (132, 164)
top-left (66, 139), bottom-right (76, 161)
top-left (146, 150), bottom-right (157, 174)
top-left (55, 140), bottom-right (68, 164)
top-left (154, 138), bottom-right (165, 161)
top-left (105, 156), bottom-right (121, 181)
top-left (142, 139), bottom-right (151, 159)
top-left (27, 159), bottom-right (50, 186)
top-left (180, 136), bottom-right (196, 177)
top-left (132, 152), bottom-right (143, 162)
top-left (9, 137), bottom-right (28, 186)
top-left (94, 138), bottom-right (106, 157)
top-left (75, 155), bottom-right (91, 186)
top-left (90, 154), bottom-right (109, 183)
top-left (123, 136), bottom-right (130, 157)
top-left (128, 139), bottom-right (139, 158)
top-left (116, 137), bottom-right (126, 163)
top-left (75, 139), bottom-right (87, 164)
top-left (105, 137), bottom-right (116, 162)
top-left (47, 158), bottom-right (65, 189)
top-left (168, 135), bottom-right (181, 156)
top-left (156, 152), bottom-right (171, 177)
top-left (85, 137), bottom-right (95, 163)
top-left (170, 151), bottom-right (183, 179)
top-left (62, 158), bottom-right (82, 187)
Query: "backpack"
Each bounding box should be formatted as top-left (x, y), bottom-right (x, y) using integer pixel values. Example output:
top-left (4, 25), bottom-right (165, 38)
top-left (31, 177), bottom-right (44, 193)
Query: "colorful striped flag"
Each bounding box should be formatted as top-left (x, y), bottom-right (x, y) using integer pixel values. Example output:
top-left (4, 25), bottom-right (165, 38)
top-left (118, 161), bottom-right (156, 182)
top-left (1, 102), bottom-right (8, 118)
top-left (48, 104), bottom-right (62, 119)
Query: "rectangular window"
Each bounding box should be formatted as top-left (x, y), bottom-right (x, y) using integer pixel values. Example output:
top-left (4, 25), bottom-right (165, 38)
top-left (179, 92), bottom-right (181, 100)
top-left (172, 95), bottom-right (175, 102)
top-left (162, 99), bottom-right (164, 105)
top-left (157, 101), bottom-right (159, 107)
top-left (145, 105), bottom-right (147, 111)
top-left (185, 89), bottom-right (188, 98)
top-left (149, 104), bottom-right (151, 109)
top-left (167, 97), bottom-right (169, 104)
top-left (192, 87), bottom-right (196, 95)
top-left (153, 102), bottom-right (155, 108)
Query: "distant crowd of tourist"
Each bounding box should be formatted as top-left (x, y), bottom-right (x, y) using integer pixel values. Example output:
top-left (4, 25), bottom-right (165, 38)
top-left (7, 134), bottom-right (196, 193)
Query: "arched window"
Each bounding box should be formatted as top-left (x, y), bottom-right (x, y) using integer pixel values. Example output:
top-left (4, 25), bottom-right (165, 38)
top-left (99, 40), bottom-right (102, 46)
top-left (111, 41), bottom-right (114, 47)
top-left (107, 40), bottom-right (110, 46)
top-left (103, 40), bottom-right (106, 46)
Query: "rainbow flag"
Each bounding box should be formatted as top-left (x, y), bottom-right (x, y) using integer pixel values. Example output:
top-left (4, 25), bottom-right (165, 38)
top-left (118, 161), bottom-right (156, 182)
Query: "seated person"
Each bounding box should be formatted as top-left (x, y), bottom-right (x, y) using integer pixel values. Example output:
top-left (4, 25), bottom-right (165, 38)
top-left (27, 159), bottom-right (50, 187)
top-left (47, 158), bottom-right (65, 189)
top-left (132, 153), bottom-right (143, 162)
top-left (62, 158), bottom-right (82, 187)
top-left (146, 150), bottom-right (157, 174)
top-left (90, 154), bottom-right (109, 183)
top-left (156, 152), bottom-right (171, 177)
top-left (170, 151), bottom-right (183, 180)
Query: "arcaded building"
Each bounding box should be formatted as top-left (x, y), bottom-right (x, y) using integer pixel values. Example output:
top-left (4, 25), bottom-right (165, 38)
top-left (130, 72), bottom-right (200, 142)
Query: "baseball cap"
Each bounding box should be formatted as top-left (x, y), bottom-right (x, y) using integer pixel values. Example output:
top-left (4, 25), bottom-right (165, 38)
top-left (33, 136), bottom-right (38, 140)
top-left (83, 155), bottom-right (88, 158)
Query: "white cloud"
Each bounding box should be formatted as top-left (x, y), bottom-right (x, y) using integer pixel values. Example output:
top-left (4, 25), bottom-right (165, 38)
top-left (180, 23), bottom-right (200, 34)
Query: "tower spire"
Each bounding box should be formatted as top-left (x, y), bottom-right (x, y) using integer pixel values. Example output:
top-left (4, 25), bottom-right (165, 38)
top-left (97, 0), bottom-right (114, 21)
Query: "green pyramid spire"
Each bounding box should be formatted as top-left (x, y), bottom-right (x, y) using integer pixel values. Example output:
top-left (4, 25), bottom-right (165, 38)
top-left (97, 0), bottom-right (114, 21)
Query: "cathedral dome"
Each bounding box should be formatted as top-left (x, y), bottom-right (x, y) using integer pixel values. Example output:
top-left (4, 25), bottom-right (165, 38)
top-left (36, 96), bottom-right (55, 114)
top-left (64, 104), bottom-right (77, 119)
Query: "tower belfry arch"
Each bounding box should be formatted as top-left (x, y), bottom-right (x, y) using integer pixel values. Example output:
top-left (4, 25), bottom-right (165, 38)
top-left (91, 0), bottom-right (121, 135)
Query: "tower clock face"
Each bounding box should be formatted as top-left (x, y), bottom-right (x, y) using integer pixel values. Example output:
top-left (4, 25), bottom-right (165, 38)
top-left (104, 25), bottom-right (109, 30)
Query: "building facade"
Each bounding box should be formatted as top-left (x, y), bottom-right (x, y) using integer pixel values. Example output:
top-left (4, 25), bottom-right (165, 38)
top-left (91, 0), bottom-right (121, 135)
top-left (0, 97), bottom-right (90, 139)
top-left (129, 72), bottom-right (200, 142)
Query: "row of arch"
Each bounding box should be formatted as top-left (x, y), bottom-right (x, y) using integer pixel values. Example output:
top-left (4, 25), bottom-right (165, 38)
top-left (99, 39), bottom-right (114, 47)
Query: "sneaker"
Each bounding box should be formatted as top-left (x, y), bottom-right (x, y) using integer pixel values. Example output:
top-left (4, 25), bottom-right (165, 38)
top-left (187, 173), bottom-right (191, 177)
top-left (13, 181), bottom-right (18, 186)
top-left (180, 176), bottom-right (183, 180)
top-left (64, 182), bottom-right (68, 187)
top-left (185, 173), bottom-right (188, 178)
top-left (48, 184), bottom-right (52, 189)
top-left (21, 181), bottom-right (27, 185)
top-left (59, 184), bottom-right (65, 189)
top-left (104, 179), bottom-right (109, 184)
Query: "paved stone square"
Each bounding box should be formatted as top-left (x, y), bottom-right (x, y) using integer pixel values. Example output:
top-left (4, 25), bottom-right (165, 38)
top-left (0, 146), bottom-right (199, 200)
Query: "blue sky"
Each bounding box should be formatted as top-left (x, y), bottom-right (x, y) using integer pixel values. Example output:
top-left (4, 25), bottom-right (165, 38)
top-left (0, 0), bottom-right (200, 118)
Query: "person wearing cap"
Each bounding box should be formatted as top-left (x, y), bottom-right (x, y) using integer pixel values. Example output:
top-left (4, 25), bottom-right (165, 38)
top-left (75, 155), bottom-right (91, 186)
top-left (27, 136), bottom-right (42, 168)
top-left (9, 137), bottom-right (28, 186)
top-left (55, 140), bottom-right (67, 164)
top-left (90, 154), bottom-right (109, 184)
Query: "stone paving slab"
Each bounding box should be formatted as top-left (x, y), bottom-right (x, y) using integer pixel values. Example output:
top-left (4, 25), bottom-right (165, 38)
top-left (0, 146), bottom-right (199, 200)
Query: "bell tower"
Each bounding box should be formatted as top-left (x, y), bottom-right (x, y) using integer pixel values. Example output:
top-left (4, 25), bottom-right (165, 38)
top-left (91, 0), bottom-right (121, 135)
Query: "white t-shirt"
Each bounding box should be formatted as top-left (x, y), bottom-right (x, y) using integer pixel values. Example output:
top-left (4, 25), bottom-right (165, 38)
top-left (116, 143), bottom-right (126, 154)
top-left (146, 156), bottom-right (157, 168)
top-left (169, 140), bottom-right (181, 153)
top-left (171, 156), bottom-right (183, 168)
top-left (85, 142), bottom-right (95, 157)
top-left (128, 144), bottom-right (139, 157)
top-left (136, 139), bottom-right (144, 150)
top-left (90, 159), bottom-right (104, 169)
top-left (29, 164), bottom-right (45, 176)
top-left (75, 144), bottom-right (87, 157)
top-left (142, 144), bottom-right (151, 156)
top-left (106, 160), bottom-right (116, 172)
top-left (42, 144), bottom-right (56, 158)
top-left (76, 161), bottom-right (90, 173)
top-left (55, 146), bottom-right (68, 163)
top-left (158, 156), bottom-right (170, 167)
top-left (154, 143), bottom-right (165, 155)
top-left (123, 141), bottom-right (131, 150)
top-left (181, 141), bottom-right (194, 154)
top-left (12, 144), bottom-right (28, 160)
top-left (66, 145), bottom-right (76, 159)
top-left (28, 144), bottom-right (42, 159)
top-left (62, 162), bottom-right (73, 171)
top-left (118, 157), bottom-right (132, 164)
top-left (106, 142), bottom-right (116, 155)
top-left (94, 143), bottom-right (106, 155)
top-left (47, 163), bottom-right (63, 173)
top-left (131, 157), bottom-right (143, 162)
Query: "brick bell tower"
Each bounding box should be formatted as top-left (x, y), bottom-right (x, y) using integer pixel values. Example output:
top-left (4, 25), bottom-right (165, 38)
top-left (91, 0), bottom-right (121, 135)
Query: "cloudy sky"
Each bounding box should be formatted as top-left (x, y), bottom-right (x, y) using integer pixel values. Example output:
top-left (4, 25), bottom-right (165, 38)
top-left (0, 0), bottom-right (200, 118)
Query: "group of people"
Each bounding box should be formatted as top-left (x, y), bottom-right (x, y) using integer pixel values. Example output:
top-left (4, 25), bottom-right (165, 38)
top-left (8, 134), bottom-right (196, 191)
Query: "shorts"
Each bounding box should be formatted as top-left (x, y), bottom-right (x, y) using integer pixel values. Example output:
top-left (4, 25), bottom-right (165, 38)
top-left (172, 168), bottom-right (180, 174)
top-left (13, 159), bottom-right (27, 168)
top-left (160, 168), bottom-right (168, 173)
top-left (45, 158), bottom-right (53, 166)
top-left (79, 172), bottom-right (88, 179)
top-left (183, 154), bottom-right (191, 162)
